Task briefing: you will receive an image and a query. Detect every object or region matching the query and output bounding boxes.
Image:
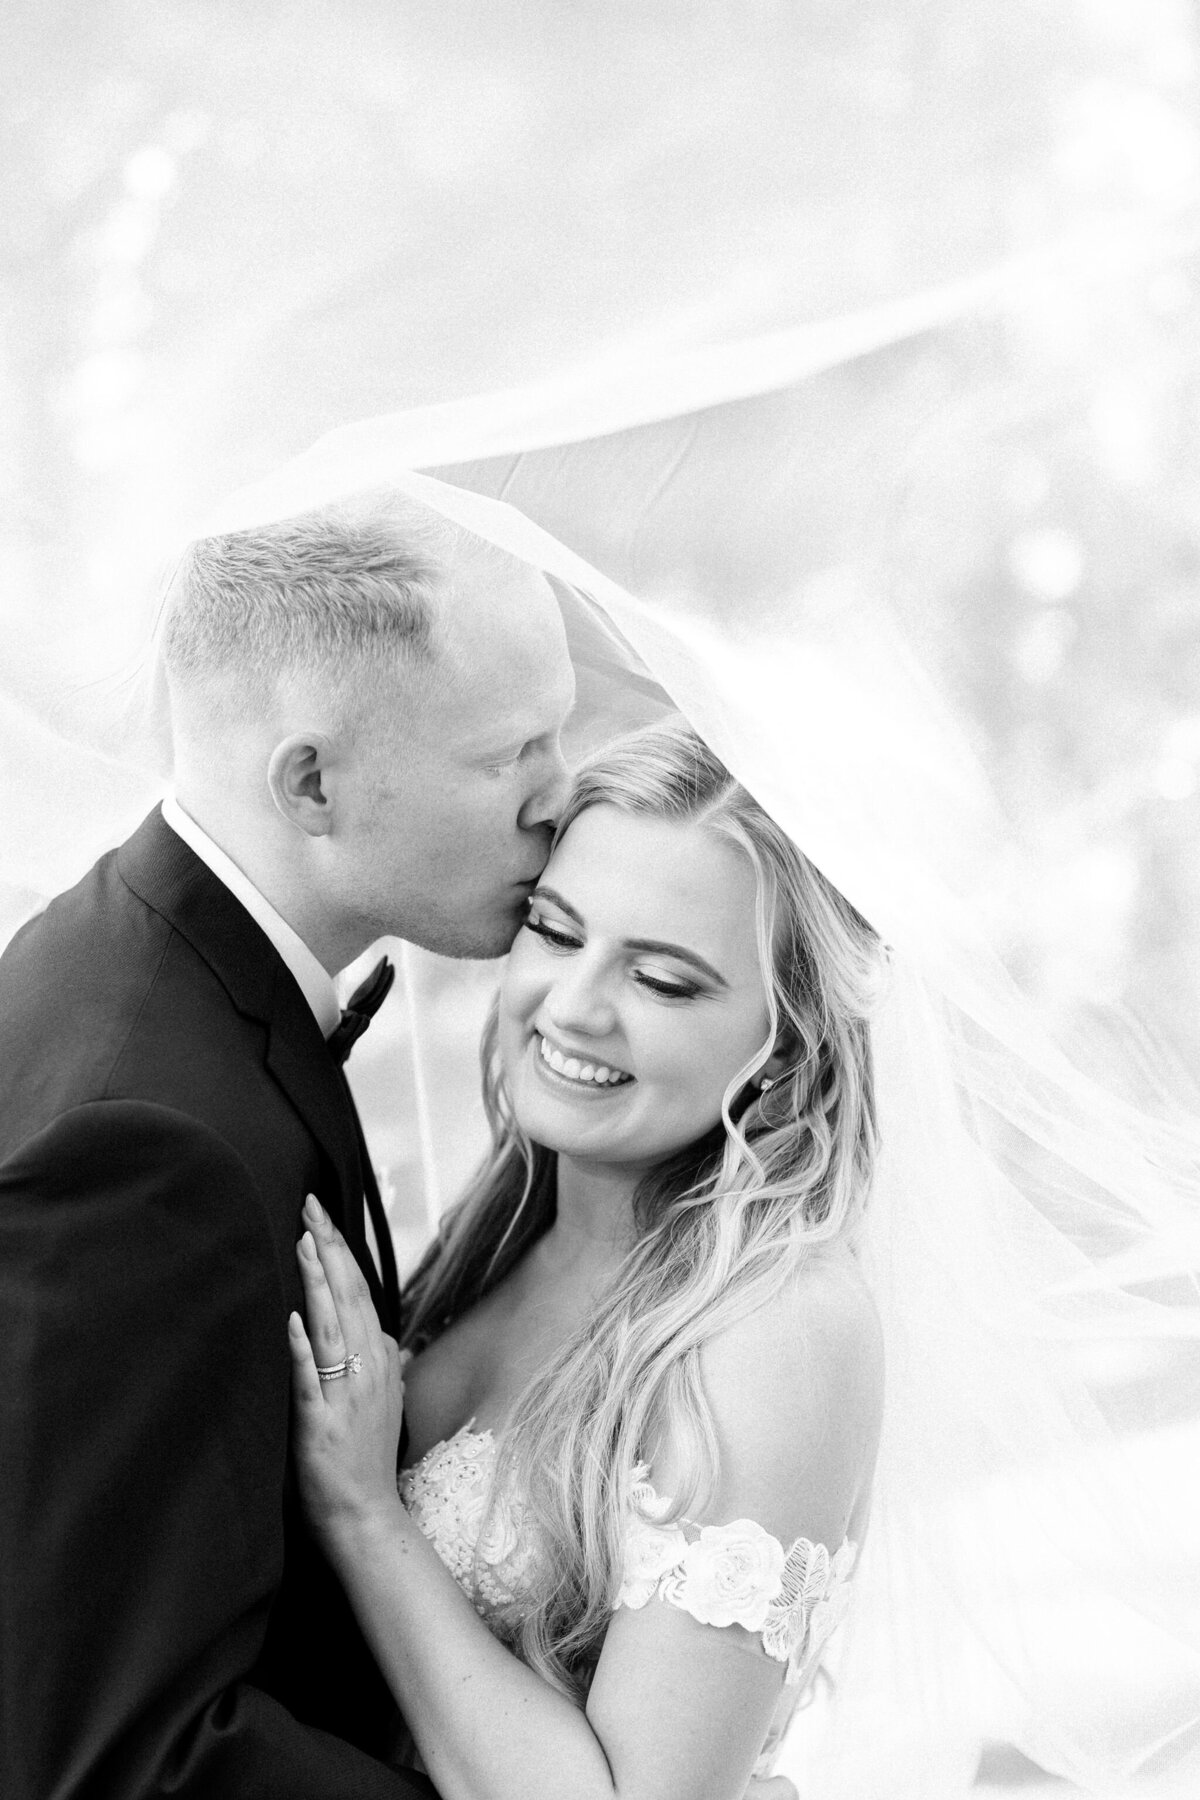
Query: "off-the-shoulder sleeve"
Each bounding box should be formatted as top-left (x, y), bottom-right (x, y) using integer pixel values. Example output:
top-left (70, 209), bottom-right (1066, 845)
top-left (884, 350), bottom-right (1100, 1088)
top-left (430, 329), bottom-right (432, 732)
top-left (613, 1470), bottom-right (857, 1687)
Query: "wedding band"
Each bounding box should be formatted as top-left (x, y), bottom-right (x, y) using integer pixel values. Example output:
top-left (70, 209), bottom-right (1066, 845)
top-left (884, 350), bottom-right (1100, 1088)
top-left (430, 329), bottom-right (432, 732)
top-left (316, 1352), bottom-right (363, 1382)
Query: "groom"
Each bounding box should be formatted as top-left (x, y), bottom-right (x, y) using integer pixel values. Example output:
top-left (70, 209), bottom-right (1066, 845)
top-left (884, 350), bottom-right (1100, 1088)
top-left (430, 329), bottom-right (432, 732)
top-left (0, 495), bottom-right (575, 1799)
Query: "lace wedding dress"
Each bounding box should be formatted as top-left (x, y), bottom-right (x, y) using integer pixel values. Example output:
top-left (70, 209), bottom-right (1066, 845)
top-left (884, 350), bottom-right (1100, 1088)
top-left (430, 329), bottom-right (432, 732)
top-left (399, 1409), bottom-right (856, 1779)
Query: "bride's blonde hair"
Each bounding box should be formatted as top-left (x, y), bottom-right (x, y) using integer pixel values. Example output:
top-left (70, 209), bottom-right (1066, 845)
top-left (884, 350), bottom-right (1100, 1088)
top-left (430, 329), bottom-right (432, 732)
top-left (403, 720), bottom-right (884, 1701)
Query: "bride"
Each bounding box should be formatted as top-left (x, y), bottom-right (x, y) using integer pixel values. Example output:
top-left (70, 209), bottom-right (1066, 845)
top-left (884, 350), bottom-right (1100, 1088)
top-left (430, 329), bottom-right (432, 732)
top-left (290, 720), bottom-right (885, 1798)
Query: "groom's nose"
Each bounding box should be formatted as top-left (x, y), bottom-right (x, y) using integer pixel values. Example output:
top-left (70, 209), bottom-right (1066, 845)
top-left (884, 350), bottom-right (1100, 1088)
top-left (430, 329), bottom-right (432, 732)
top-left (518, 743), bottom-right (571, 832)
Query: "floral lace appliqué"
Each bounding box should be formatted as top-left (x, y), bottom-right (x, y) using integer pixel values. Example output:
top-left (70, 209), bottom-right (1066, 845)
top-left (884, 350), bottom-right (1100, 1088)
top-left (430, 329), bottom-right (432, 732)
top-left (616, 1468), bottom-right (857, 1686)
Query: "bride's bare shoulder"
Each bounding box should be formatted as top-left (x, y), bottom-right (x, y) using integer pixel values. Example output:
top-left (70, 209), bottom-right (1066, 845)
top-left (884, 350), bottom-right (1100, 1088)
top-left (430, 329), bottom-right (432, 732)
top-left (703, 1249), bottom-right (882, 1406)
top-left (694, 1250), bottom-right (884, 1548)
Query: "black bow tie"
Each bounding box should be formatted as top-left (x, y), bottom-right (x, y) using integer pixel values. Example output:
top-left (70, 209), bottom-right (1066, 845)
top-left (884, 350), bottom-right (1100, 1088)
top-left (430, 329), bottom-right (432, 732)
top-left (327, 955), bottom-right (396, 1066)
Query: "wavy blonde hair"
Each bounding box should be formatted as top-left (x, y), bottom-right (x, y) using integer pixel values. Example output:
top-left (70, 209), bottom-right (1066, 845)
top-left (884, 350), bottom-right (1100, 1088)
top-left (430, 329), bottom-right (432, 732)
top-left (403, 721), bottom-right (884, 1701)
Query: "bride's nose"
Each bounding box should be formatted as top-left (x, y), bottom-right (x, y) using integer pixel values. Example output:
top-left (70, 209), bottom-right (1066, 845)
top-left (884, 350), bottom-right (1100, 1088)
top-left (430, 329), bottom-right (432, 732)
top-left (543, 957), bottom-right (618, 1039)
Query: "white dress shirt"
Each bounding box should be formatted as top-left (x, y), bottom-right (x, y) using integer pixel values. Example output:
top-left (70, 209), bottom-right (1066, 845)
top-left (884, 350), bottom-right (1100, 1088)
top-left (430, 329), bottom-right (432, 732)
top-left (160, 796), bottom-right (382, 1274)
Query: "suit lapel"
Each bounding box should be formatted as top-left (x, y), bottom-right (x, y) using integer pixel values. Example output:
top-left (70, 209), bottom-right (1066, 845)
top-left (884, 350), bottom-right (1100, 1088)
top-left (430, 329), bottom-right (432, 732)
top-left (262, 1020), bottom-right (365, 1235)
top-left (116, 809), bottom-right (372, 1270)
top-left (265, 1028), bottom-right (400, 1332)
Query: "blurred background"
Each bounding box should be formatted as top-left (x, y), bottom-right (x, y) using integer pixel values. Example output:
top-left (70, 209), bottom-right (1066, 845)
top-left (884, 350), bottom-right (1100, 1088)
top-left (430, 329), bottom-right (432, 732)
top-left (3, 2), bottom-right (1199, 1792)
top-left (3, 1), bottom-right (1199, 1053)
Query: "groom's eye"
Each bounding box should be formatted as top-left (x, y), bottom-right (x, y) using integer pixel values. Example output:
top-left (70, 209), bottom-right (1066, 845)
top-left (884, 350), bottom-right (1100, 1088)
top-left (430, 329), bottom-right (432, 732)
top-left (483, 740), bottom-right (532, 775)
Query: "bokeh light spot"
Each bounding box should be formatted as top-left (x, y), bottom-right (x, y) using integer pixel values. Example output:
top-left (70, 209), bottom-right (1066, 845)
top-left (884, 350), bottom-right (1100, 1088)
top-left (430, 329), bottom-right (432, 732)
top-left (1009, 528), bottom-right (1085, 603)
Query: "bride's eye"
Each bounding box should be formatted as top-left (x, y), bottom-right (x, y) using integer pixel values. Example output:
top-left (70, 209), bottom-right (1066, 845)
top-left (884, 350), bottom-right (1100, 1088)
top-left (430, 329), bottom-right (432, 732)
top-left (524, 912), bottom-right (582, 951)
top-left (634, 971), bottom-right (702, 1001)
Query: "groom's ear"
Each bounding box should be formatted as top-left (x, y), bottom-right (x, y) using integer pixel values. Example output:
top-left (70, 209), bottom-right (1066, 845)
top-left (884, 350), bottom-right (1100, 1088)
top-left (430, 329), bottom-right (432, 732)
top-left (267, 733), bottom-right (336, 837)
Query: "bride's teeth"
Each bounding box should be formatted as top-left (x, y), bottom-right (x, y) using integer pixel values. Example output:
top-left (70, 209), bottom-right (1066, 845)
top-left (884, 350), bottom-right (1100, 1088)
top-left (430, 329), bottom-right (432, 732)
top-left (537, 1035), bottom-right (631, 1086)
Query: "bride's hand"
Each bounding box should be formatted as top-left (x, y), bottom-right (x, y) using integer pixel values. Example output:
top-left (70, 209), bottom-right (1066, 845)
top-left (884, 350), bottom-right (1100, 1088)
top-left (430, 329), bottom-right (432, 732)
top-left (287, 1194), bottom-right (406, 1545)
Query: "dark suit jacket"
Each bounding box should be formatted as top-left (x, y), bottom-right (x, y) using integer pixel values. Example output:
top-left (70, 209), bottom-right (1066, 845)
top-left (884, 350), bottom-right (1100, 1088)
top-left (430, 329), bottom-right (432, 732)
top-left (0, 809), bottom-right (434, 1799)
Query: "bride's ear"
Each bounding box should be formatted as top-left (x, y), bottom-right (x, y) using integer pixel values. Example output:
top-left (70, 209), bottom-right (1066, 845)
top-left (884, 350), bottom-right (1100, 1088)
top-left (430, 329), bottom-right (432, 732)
top-left (758, 1026), bottom-right (803, 1090)
top-left (267, 733), bottom-right (336, 837)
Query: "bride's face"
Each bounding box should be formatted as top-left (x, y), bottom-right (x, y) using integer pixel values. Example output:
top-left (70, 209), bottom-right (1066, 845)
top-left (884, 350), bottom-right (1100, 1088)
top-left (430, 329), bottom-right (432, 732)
top-left (499, 804), bottom-right (774, 1172)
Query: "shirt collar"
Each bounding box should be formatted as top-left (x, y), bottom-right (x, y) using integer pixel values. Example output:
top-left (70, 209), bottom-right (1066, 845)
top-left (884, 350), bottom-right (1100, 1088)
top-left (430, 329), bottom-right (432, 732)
top-left (160, 796), bottom-right (342, 1039)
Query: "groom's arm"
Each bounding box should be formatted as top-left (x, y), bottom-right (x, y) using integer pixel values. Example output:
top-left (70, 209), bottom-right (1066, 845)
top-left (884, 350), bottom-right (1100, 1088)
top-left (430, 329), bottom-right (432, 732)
top-left (0, 1099), bottom-right (432, 1800)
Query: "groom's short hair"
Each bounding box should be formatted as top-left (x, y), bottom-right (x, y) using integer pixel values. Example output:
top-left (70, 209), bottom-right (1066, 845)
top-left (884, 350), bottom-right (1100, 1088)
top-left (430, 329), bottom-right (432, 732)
top-left (162, 493), bottom-right (456, 707)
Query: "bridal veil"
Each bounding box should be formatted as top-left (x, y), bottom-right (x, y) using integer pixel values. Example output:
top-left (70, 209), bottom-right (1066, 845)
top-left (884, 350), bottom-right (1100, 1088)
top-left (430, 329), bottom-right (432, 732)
top-left (4, 329), bottom-right (1192, 1795)
top-left (5, 9), bottom-right (1200, 1793)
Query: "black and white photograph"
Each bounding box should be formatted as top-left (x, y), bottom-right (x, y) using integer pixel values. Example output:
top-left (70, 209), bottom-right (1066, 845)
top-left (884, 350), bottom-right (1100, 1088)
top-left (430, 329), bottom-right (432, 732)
top-left (2, 5), bottom-right (1199, 1797)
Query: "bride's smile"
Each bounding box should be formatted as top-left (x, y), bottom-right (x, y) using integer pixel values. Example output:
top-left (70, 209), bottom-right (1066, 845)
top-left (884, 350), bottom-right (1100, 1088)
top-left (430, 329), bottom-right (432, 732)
top-left (533, 1030), bottom-right (635, 1089)
top-left (498, 801), bottom-right (781, 1171)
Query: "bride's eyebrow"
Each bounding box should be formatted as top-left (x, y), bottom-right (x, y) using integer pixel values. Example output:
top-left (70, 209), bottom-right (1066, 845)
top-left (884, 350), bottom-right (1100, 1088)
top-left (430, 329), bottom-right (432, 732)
top-left (533, 886), bottom-right (728, 988)
top-left (531, 885), bottom-right (584, 924)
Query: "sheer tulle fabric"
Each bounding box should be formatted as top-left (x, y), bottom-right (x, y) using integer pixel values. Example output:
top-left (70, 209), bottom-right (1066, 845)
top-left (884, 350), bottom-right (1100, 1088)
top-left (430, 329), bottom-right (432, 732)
top-left (7, 336), bottom-right (1200, 1795)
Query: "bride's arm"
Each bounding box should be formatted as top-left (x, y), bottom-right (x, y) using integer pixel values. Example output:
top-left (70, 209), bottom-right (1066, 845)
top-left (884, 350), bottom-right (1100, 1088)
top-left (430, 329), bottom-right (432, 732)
top-left (291, 1206), bottom-right (880, 1800)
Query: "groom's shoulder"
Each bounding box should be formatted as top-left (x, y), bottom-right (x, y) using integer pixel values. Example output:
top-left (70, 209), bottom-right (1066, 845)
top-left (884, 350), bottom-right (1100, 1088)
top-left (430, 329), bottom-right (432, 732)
top-left (0, 816), bottom-right (260, 1135)
top-left (2, 804), bottom-right (240, 1004)
top-left (1, 831), bottom-right (162, 998)
top-left (2, 815), bottom-right (179, 1006)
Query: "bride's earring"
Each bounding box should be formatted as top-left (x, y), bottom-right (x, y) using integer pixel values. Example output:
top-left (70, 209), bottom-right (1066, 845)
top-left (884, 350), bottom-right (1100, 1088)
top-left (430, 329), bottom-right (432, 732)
top-left (758, 1074), bottom-right (778, 1091)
